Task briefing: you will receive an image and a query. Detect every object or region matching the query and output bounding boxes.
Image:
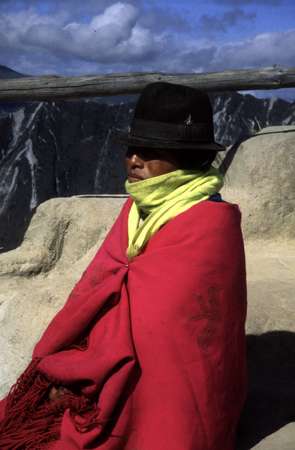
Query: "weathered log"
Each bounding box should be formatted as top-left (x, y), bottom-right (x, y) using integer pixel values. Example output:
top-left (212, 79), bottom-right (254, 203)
top-left (1, 67), bottom-right (295, 102)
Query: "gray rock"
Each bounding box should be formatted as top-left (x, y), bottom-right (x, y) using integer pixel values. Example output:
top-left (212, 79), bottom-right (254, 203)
top-left (252, 423), bottom-right (295, 450)
top-left (221, 126), bottom-right (295, 240)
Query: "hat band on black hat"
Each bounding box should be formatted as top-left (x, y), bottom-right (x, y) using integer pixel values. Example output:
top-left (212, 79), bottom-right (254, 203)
top-left (129, 119), bottom-right (213, 143)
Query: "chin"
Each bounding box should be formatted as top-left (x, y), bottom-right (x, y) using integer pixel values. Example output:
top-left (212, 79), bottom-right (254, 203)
top-left (128, 176), bottom-right (143, 183)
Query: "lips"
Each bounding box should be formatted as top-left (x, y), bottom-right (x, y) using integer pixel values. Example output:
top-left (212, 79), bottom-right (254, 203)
top-left (128, 173), bottom-right (143, 181)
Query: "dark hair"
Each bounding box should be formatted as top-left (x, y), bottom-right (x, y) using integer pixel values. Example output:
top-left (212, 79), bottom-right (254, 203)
top-left (173, 149), bottom-right (218, 171)
top-left (152, 148), bottom-right (218, 172)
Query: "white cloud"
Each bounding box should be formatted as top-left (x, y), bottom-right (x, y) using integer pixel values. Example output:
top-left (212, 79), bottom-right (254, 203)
top-left (0, 2), bottom-right (163, 70)
top-left (62, 2), bottom-right (139, 56)
top-left (211, 29), bottom-right (295, 69)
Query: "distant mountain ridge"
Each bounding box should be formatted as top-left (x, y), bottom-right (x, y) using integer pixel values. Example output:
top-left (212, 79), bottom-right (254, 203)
top-left (0, 65), bottom-right (294, 251)
top-left (0, 65), bottom-right (26, 79)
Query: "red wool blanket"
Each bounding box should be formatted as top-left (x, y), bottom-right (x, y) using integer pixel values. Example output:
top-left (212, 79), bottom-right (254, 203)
top-left (0, 198), bottom-right (247, 450)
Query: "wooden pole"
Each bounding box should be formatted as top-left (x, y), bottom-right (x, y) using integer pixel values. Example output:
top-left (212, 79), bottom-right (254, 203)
top-left (1, 67), bottom-right (295, 102)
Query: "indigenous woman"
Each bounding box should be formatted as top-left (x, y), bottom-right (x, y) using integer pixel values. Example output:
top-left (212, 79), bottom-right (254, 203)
top-left (0, 82), bottom-right (247, 450)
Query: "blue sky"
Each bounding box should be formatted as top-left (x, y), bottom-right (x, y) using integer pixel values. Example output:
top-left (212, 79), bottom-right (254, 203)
top-left (0, 0), bottom-right (294, 98)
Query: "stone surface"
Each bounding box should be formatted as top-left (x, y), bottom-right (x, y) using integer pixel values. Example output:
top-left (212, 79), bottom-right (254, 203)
top-left (0, 127), bottom-right (295, 448)
top-left (222, 126), bottom-right (295, 240)
top-left (245, 240), bottom-right (295, 335)
top-left (251, 423), bottom-right (295, 450)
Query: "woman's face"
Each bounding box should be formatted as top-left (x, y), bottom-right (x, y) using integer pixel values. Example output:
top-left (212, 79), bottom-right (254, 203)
top-left (125, 147), bottom-right (181, 182)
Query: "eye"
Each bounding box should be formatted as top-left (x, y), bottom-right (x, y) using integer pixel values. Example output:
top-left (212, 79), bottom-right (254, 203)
top-left (126, 147), bottom-right (162, 160)
top-left (139, 149), bottom-right (162, 160)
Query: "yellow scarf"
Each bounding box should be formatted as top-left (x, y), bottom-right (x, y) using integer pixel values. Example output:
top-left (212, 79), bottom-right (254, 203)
top-left (125, 166), bottom-right (223, 260)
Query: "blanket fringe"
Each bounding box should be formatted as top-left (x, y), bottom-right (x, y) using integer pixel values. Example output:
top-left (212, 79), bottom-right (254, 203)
top-left (0, 358), bottom-right (93, 449)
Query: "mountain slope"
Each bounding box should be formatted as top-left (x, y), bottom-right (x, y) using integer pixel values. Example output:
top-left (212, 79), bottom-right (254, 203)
top-left (0, 65), bottom-right (26, 79)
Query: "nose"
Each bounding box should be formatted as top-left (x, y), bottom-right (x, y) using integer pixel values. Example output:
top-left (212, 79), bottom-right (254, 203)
top-left (125, 150), bottom-right (144, 168)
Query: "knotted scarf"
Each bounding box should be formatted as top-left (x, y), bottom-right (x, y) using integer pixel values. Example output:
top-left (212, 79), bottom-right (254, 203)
top-left (125, 166), bottom-right (223, 259)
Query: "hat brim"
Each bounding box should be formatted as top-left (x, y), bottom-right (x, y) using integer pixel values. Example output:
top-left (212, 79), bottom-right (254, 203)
top-left (112, 128), bottom-right (226, 152)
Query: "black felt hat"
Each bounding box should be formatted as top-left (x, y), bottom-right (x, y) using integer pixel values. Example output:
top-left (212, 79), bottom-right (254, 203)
top-left (113, 81), bottom-right (225, 151)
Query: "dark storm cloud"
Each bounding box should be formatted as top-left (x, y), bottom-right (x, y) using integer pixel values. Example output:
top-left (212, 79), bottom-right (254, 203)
top-left (200, 8), bottom-right (256, 33)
